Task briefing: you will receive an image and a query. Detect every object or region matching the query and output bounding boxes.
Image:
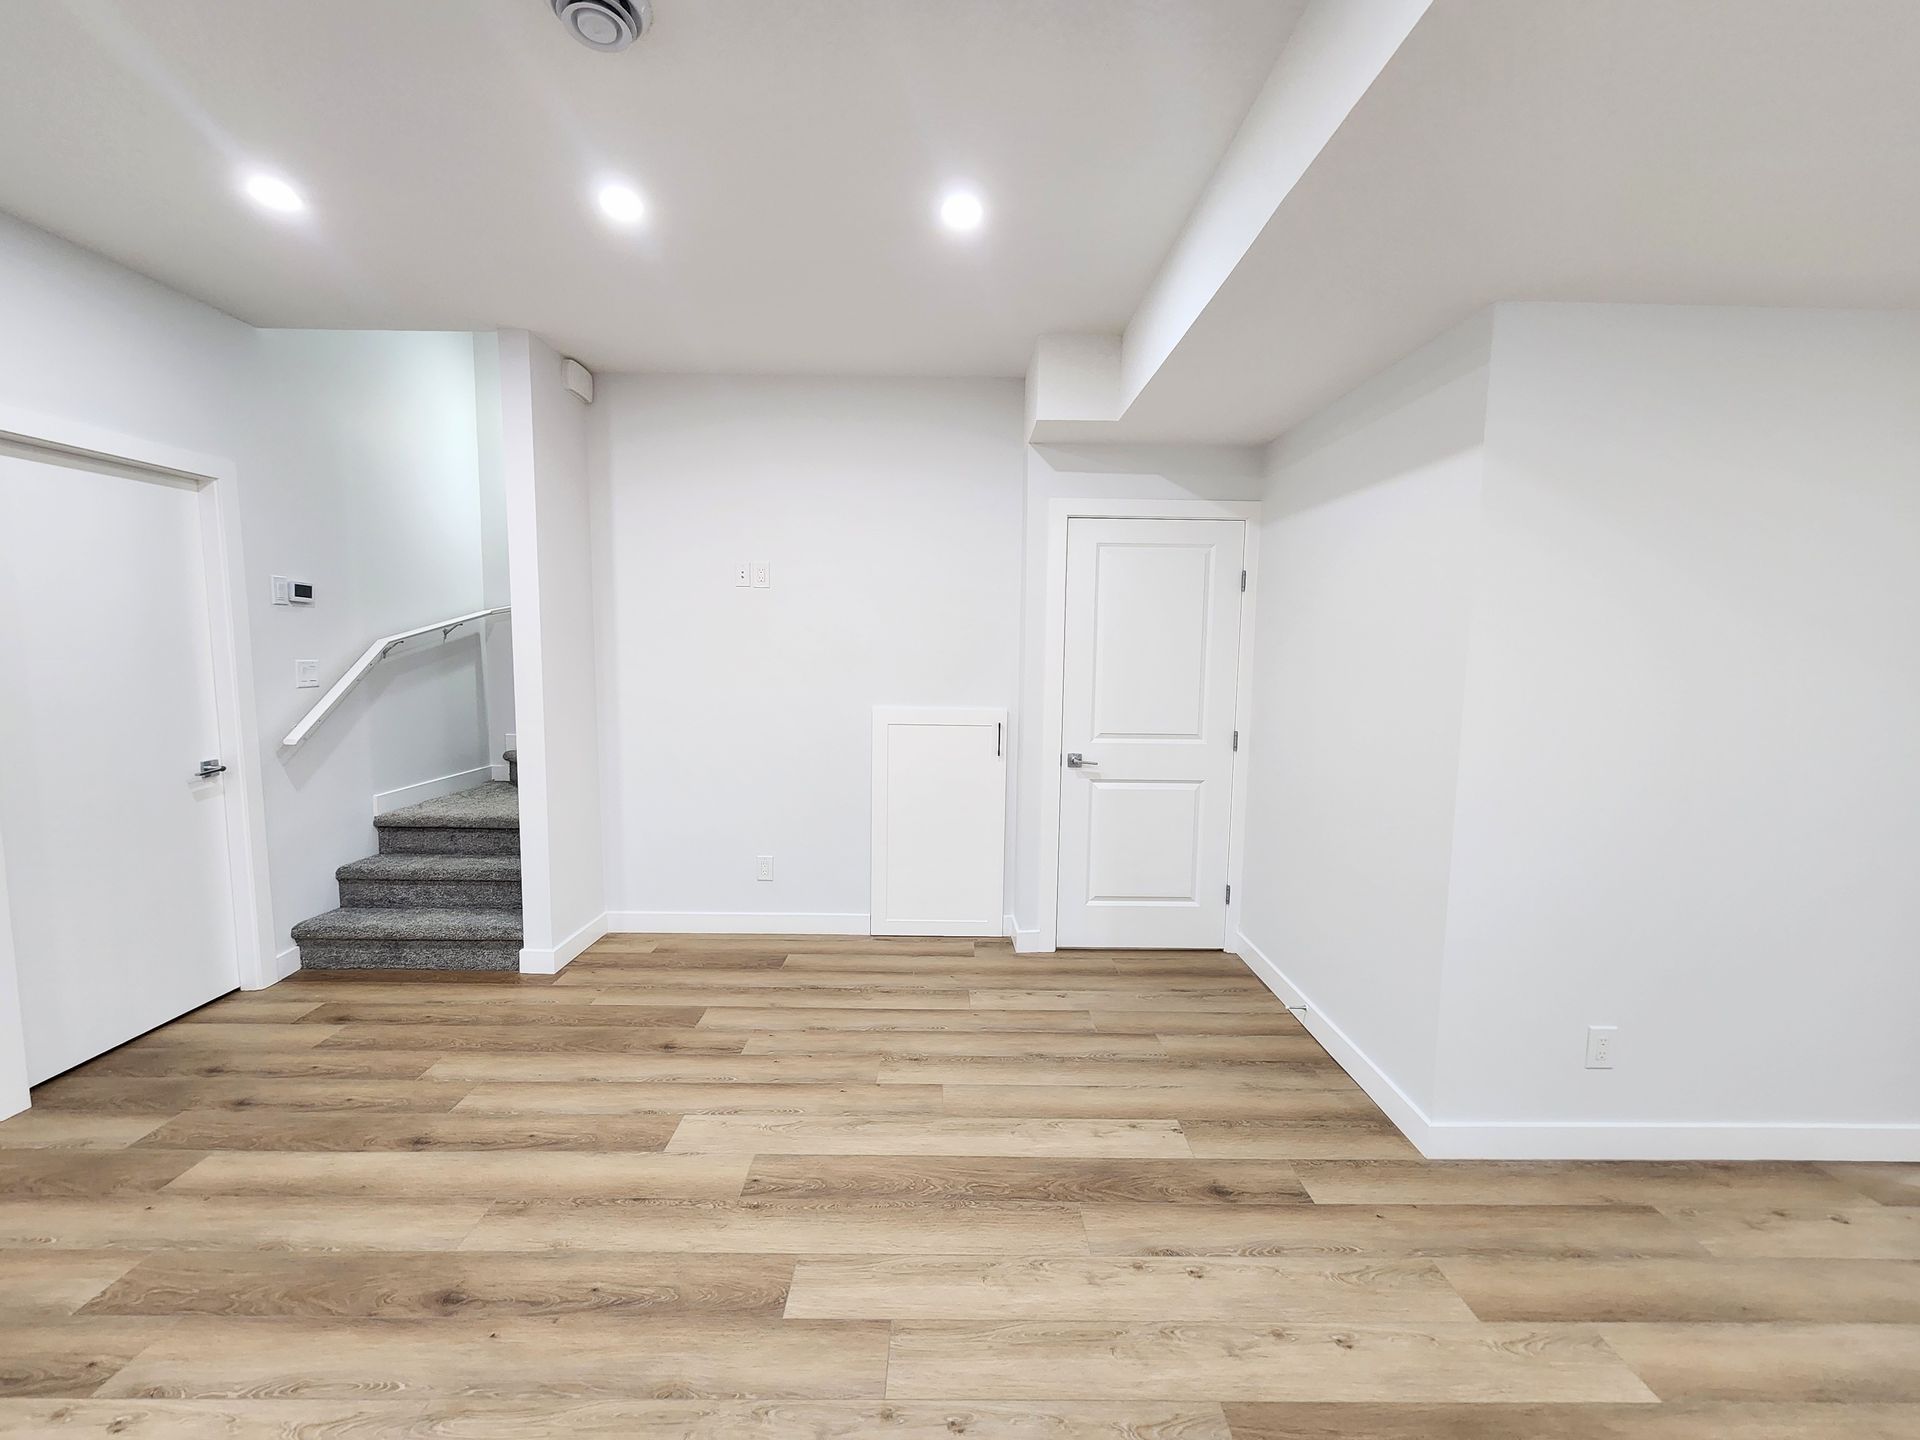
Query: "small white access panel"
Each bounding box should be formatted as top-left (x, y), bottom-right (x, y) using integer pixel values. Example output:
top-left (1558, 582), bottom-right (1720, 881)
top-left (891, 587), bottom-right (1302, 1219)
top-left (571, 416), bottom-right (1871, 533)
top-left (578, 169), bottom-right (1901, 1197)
top-left (871, 706), bottom-right (1007, 937)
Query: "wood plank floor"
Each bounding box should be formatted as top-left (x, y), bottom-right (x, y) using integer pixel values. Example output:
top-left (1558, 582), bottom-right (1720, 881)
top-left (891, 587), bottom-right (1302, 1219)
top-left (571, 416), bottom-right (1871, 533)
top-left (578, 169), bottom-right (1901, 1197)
top-left (1, 937), bottom-right (1914, 1437)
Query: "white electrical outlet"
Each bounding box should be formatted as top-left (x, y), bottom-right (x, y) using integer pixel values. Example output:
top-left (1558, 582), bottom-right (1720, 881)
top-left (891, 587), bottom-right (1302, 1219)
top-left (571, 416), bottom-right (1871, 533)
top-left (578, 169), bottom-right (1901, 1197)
top-left (733, 562), bottom-right (751, 587)
top-left (294, 659), bottom-right (320, 689)
top-left (755, 855), bottom-right (773, 882)
top-left (751, 561), bottom-right (771, 589)
top-left (1585, 1024), bottom-right (1618, 1069)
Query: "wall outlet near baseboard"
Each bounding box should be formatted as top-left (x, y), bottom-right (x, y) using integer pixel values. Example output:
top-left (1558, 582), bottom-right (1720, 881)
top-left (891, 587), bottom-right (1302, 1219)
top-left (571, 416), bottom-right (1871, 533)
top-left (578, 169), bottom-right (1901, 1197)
top-left (1585, 1024), bottom-right (1618, 1069)
top-left (755, 855), bottom-right (774, 882)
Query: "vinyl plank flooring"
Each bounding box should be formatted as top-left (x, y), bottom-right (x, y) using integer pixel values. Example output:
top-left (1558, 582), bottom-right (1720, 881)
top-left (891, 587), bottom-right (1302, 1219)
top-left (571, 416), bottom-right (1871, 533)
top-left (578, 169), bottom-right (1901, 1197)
top-left (94, 1315), bottom-right (893, 1401)
top-left (315, 1022), bottom-right (727, 1052)
top-left (422, 1052), bottom-right (883, 1083)
top-left (3, 936), bottom-right (1890, 1432)
top-left (741, 1155), bottom-right (1309, 1205)
top-left (463, 1199), bottom-right (1091, 1256)
top-left (0, 1319), bottom-right (172, 1398)
top-left (454, 1081), bottom-right (944, 1115)
top-left (26, 1077), bottom-right (472, 1116)
top-left (0, 1253), bottom-right (139, 1320)
top-left (697, 1007), bottom-right (1099, 1032)
top-left (877, 1057), bottom-right (1345, 1087)
top-left (128, 1109), bottom-right (681, 1153)
top-left (744, 1029), bottom-right (1164, 1056)
top-left (163, 1151), bottom-right (752, 1201)
top-left (1183, 1121), bottom-right (1421, 1160)
top-left (0, 1113), bottom-right (166, 1150)
top-left (0, 1151), bottom-right (202, 1199)
top-left (941, 1084), bottom-right (1382, 1121)
top-left (668, 1114), bottom-right (1192, 1158)
top-left (1438, 1257), bottom-right (1920, 1323)
top-left (69, 1048), bottom-right (442, 1080)
top-left (1218, 1401), bottom-right (1920, 1439)
top-left (885, 1319), bottom-right (1658, 1403)
top-left (1657, 1206), bottom-right (1920, 1259)
top-left (787, 1255), bottom-right (1475, 1323)
top-left (83, 1251), bottom-right (794, 1319)
top-left (1823, 1163), bottom-right (1920, 1207)
top-left (1296, 1161), bottom-right (1878, 1210)
top-left (1598, 1323), bottom-right (1920, 1401)
top-left (0, 1399), bottom-right (1241, 1436)
top-left (1080, 1203), bottom-right (1707, 1258)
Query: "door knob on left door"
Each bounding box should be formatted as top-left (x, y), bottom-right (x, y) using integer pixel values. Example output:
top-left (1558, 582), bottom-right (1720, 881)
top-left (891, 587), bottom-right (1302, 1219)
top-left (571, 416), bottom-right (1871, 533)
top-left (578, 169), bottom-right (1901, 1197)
top-left (195, 759), bottom-right (227, 778)
top-left (1066, 752), bottom-right (1098, 768)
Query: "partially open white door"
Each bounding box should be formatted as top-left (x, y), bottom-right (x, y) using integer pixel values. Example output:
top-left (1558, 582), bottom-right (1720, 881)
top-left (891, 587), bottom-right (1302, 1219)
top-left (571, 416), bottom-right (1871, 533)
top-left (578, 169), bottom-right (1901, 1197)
top-left (1056, 517), bottom-right (1245, 948)
top-left (0, 450), bottom-right (240, 1083)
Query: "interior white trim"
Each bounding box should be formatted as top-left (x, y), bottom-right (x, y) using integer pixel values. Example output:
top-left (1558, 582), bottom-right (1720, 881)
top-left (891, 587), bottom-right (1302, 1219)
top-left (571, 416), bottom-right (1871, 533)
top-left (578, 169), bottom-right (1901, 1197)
top-left (1229, 926), bottom-right (1920, 1162)
top-left (373, 766), bottom-right (497, 816)
top-left (270, 944), bottom-right (301, 983)
top-left (1034, 497), bottom-right (1262, 954)
top-left (520, 911), bottom-right (607, 976)
top-left (0, 403), bottom-right (276, 1001)
top-left (607, 911), bottom-right (871, 936)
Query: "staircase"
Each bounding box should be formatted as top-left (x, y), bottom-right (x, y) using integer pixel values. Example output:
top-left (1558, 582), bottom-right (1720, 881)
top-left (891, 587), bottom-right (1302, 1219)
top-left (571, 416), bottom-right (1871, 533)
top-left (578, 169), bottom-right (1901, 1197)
top-left (291, 773), bottom-right (522, 972)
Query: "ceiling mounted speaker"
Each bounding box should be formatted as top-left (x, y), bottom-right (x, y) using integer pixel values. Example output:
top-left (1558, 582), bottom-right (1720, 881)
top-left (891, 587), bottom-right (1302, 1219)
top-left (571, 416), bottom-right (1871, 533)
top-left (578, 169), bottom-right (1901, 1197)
top-left (552, 0), bottom-right (652, 53)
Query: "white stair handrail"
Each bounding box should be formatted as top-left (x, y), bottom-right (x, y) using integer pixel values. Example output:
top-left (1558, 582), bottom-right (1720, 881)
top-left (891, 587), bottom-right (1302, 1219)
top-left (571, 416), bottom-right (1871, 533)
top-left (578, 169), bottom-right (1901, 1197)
top-left (281, 606), bottom-right (511, 749)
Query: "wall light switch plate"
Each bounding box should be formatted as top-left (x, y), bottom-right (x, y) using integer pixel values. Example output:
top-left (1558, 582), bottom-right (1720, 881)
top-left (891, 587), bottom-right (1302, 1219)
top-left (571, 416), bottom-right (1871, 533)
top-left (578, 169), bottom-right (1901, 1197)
top-left (1585, 1024), bottom-right (1618, 1069)
top-left (751, 562), bottom-right (771, 589)
top-left (271, 575), bottom-right (291, 606)
top-left (294, 659), bottom-right (321, 689)
top-left (755, 855), bottom-right (773, 882)
top-left (733, 562), bottom-right (751, 587)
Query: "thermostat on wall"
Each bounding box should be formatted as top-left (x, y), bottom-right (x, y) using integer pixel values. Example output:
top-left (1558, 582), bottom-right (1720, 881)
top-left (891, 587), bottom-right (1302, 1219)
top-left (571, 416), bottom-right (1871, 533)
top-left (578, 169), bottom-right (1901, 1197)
top-left (289, 581), bottom-right (315, 605)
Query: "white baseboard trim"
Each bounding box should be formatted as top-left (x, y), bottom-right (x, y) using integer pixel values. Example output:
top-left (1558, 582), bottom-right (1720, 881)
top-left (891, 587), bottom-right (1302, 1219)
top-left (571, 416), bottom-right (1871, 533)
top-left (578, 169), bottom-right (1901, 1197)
top-left (1227, 927), bottom-right (1433, 1150)
top-left (374, 765), bottom-right (494, 816)
top-left (260, 943), bottom-right (301, 985)
top-left (606, 911), bottom-right (871, 936)
top-left (1010, 920), bottom-right (1049, 953)
top-left (489, 763), bottom-right (511, 782)
top-left (1227, 927), bottom-right (1920, 1162)
top-left (521, 912), bottom-right (607, 975)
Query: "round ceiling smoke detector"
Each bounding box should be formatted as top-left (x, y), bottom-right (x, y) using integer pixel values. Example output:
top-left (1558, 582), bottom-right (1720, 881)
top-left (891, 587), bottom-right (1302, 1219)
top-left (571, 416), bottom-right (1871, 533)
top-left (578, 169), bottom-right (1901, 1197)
top-left (552, 0), bottom-right (651, 53)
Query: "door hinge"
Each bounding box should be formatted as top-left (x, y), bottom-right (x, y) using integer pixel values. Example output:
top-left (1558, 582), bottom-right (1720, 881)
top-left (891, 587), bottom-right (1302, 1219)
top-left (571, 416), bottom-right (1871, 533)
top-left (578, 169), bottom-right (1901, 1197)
top-left (1232, 729), bottom-right (1239, 752)
top-left (1240, 568), bottom-right (1247, 592)
top-left (1225, 883), bottom-right (1232, 904)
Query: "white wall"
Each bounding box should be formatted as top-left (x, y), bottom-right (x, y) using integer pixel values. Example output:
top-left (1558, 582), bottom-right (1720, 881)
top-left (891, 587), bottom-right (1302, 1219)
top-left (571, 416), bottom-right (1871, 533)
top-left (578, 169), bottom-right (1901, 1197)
top-left (0, 210), bottom-right (497, 1072)
top-left (589, 376), bottom-right (1023, 931)
top-left (472, 331), bottom-right (516, 775)
top-left (1011, 444), bottom-right (1265, 941)
top-left (1237, 301), bottom-right (1920, 1158)
top-left (1432, 304), bottom-right (1920, 1153)
top-left (1236, 315), bottom-right (1490, 1117)
top-left (499, 330), bottom-right (604, 967)
top-left (248, 330), bottom-right (491, 957)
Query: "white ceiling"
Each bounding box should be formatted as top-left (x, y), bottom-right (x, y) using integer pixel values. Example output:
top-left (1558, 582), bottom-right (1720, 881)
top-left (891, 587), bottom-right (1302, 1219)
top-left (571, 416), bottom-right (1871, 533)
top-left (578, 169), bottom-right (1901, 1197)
top-left (1113, 0), bottom-right (1920, 443)
top-left (0, 0), bottom-right (1304, 377)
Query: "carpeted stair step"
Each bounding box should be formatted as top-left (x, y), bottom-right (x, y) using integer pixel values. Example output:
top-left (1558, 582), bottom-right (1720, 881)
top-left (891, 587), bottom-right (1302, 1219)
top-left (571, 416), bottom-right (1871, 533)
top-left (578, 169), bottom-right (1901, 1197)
top-left (336, 853), bottom-right (521, 910)
top-left (374, 780), bottom-right (519, 856)
top-left (291, 906), bottom-right (522, 972)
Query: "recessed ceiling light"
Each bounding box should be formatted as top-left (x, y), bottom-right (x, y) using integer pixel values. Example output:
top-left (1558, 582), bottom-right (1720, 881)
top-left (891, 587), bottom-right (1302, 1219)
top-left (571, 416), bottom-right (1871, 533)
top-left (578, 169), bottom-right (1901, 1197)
top-left (939, 189), bottom-right (985, 233)
top-left (242, 173), bottom-right (305, 215)
top-left (597, 182), bottom-right (647, 227)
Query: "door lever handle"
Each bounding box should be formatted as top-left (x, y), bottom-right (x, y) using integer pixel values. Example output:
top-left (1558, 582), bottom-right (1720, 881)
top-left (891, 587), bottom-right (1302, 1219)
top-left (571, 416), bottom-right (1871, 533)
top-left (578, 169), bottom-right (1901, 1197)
top-left (196, 759), bottom-right (227, 778)
top-left (1065, 752), bottom-right (1098, 768)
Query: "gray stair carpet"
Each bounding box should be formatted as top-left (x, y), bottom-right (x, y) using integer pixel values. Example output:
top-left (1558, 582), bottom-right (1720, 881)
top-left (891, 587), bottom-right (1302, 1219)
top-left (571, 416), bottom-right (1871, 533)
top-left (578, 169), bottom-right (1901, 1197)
top-left (294, 782), bottom-right (523, 972)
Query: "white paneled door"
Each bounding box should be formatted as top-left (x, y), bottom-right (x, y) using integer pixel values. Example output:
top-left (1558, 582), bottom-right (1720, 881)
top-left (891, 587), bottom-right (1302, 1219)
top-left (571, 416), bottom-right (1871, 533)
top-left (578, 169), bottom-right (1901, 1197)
top-left (1056, 517), bottom-right (1246, 948)
top-left (871, 707), bottom-right (1007, 937)
top-left (0, 450), bottom-right (239, 1083)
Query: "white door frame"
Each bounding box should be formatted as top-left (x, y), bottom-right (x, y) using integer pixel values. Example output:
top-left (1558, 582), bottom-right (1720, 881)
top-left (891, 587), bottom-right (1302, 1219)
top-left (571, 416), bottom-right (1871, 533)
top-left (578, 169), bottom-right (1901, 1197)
top-left (1030, 497), bottom-right (1261, 954)
top-left (0, 406), bottom-right (276, 1024)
